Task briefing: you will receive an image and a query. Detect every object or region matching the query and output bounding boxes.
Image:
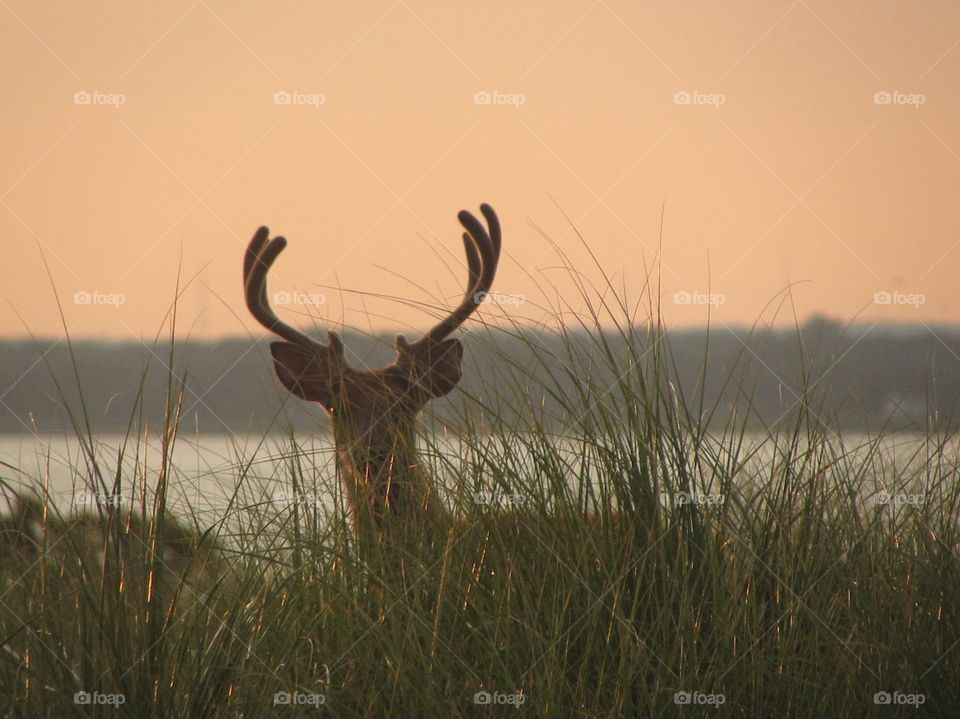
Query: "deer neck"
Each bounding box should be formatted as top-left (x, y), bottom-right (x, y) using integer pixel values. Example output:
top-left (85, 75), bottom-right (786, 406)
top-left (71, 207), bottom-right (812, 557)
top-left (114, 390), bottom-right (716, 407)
top-left (332, 415), bottom-right (441, 530)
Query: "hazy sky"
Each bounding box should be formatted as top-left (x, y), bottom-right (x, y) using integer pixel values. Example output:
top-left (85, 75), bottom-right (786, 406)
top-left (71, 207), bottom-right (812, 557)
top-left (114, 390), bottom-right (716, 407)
top-left (2, 1), bottom-right (959, 341)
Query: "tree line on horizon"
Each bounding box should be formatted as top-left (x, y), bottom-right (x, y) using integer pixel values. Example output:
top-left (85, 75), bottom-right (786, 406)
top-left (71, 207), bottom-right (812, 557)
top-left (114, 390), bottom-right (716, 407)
top-left (1, 319), bottom-right (958, 436)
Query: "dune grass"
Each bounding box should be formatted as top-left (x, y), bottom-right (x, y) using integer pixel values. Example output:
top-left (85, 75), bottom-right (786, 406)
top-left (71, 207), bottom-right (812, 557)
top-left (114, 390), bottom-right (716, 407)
top-left (2, 284), bottom-right (959, 717)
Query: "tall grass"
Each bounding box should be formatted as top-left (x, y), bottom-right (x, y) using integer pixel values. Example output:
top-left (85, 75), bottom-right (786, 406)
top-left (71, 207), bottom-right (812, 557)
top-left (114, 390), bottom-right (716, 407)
top-left (2, 274), bottom-right (959, 717)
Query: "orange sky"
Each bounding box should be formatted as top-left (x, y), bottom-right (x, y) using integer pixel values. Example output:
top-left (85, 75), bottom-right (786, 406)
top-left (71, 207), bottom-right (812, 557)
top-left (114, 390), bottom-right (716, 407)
top-left (2, 1), bottom-right (959, 341)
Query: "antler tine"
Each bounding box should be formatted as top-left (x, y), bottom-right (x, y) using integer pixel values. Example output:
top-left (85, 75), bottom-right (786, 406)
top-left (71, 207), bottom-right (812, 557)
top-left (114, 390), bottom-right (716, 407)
top-left (414, 203), bottom-right (501, 346)
top-left (475, 202), bottom-right (501, 287)
top-left (462, 231), bottom-right (482, 299)
top-left (244, 227), bottom-right (322, 349)
top-left (244, 226), bottom-right (270, 283)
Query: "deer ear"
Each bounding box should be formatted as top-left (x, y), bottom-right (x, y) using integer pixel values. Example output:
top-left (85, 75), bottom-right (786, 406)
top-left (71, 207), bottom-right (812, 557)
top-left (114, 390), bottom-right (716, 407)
top-left (396, 336), bottom-right (463, 400)
top-left (270, 341), bottom-right (338, 409)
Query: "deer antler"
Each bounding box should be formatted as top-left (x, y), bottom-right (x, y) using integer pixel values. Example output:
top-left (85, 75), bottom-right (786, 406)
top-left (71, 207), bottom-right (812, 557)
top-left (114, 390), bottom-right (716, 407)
top-left (244, 226), bottom-right (341, 352)
top-left (245, 204), bottom-right (500, 360)
top-left (408, 203), bottom-right (501, 348)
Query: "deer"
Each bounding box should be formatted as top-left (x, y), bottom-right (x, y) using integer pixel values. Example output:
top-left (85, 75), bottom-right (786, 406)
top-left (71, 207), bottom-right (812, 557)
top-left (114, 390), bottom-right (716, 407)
top-left (244, 204), bottom-right (501, 541)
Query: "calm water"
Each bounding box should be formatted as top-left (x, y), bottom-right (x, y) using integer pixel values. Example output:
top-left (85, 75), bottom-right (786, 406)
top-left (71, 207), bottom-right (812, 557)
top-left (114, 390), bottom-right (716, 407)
top-left (0, 432), bottom-right (341, 522)
top-left (0, 431), bottom-right (953, 523)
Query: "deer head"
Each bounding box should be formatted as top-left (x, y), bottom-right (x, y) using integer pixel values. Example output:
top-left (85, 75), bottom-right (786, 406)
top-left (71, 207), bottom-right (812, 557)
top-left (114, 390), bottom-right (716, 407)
top-left (244, 204), bottom-right (501, 535)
